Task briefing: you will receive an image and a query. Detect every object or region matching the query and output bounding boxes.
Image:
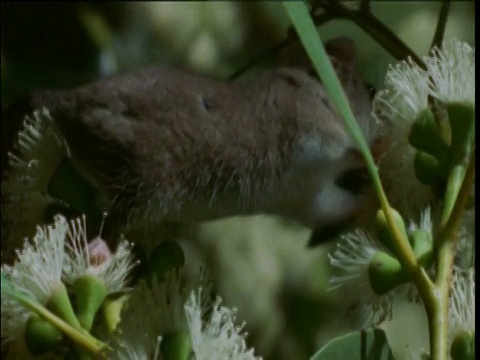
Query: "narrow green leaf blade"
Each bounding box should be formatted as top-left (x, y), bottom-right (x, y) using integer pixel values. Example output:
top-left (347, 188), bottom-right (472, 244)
top-left (281, 1), bottom-right (373, 163)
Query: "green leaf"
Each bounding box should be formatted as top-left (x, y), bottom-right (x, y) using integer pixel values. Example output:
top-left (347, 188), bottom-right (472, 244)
top-left (310, 328), bottom-right (395, 360)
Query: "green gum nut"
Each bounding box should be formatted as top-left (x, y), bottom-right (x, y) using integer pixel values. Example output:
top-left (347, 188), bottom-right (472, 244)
top-left (102, 293), bottom-right (129, 334)
top-left (451, 330), bottom-right (475, 360)
top-left (447, 102), bottom-right (475, 164)
top-left (414, 151), bottom-right (445, 185)
top-left (409, 108), bottom-right (451, 166)
top-left (368, 251), bottom-right (407, 295)
top-left (47, 282), bottom-right (82, 330)
top-left (147, 241), bottom-right (185, 285)
top-left (409, 229), bottom-right (433, 268)
top-left (375, 208), bottom-right (409, 256)
top-left (24, 314), bottom-right (64, 356)
top-left (73, 274), bottom-right (107, 331)
top-left (160, 331), bottom-right (192, 360)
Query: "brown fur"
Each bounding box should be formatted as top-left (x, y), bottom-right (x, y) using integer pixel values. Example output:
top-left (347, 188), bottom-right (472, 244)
top-left (27, 37), bottom-right (377, 243)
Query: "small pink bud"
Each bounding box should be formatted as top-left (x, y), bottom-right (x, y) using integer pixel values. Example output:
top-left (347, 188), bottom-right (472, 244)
top-left (87, 237), bottom-right (112, 267)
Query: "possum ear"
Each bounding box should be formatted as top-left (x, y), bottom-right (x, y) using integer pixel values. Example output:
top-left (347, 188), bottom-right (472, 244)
top-left (324, 37), bottom-right (360, 86)
top-left (279, 36), bottom-right (359, 81)
top-left (324, 36), bottom-right (358, 66)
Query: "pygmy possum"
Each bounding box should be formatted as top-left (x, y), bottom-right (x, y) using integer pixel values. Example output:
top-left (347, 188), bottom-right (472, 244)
top-left (5, 37), bottom-right (382, 246)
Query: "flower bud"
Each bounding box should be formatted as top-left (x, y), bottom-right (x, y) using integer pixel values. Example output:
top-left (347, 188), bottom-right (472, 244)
top-left (451, 330), bottom-right (475, 360)
top-left (24, 314), bottom-right (64, 355)
top-left (414, 151), bottom-right (444, 185)
top-left (409, 108), bottom-right (450, 166)
top-left (73, 274), bottom-right (107, 331)
top-left (368, 252), bottom-right (407, 295)
top-left (375, 208), bottom-right (409, 256)
top-left (102, 293), bottom-right (129, 334)
top-left (147, 241), bottom-right (185, 284)
top-left (160, 330), bottom-right (192, 360)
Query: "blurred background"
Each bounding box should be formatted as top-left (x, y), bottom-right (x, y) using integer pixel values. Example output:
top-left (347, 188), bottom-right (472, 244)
top-left (1, 2), bottom-right (475, 359)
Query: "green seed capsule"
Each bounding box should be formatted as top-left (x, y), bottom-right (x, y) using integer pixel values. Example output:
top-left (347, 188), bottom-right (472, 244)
top-left (148, 241), bottom-right (185, 284)
top-left (73, 274), bottom-right (107, 331)
top-left (451, 330), bottom-right (475, 360)
top-left (47, 283), bottom-right (82, 330)
top-left (161, 331), bottom-right (192, 360)
top-left (368, 252), bottom-right (407, 295)
top-left (414, 151), bottom-right (444, 184)
top-left (25, 314), bottom-right (63, 356)
top-left (375, 208), bottom-right (409, 256)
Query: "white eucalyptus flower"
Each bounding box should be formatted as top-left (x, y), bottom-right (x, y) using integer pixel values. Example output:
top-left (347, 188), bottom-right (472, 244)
top-left (449, 268), bottom-right (475, 340)
top-left (112, 268), bottom-right (260, 359)
top-left (62, 215), bottom-right (136, 293)
top-left (328, 223), bottom-right (424, 328)
top-left (455, 208), bottom-right (475, 269)
top-left (373, 58), bottom-right (434, 214)
top-left (1, 109), bottom-right (67, 261)
top-left (426, 39), bottom-right (475, 105)
top-left (328, 229), bottom-right (381, 289)
top-left (328, 229), bottom-right (395, 326)
top-left (111, 269), bottom-right (211, 359)
top-left (1, 215), bottom-right (68, 359)
top-left (408, 206), bottom-right (434, 233)
top-left (373, 58), bottom-right (429, 129)
top-left (185, 288), bottom-right (260, 360)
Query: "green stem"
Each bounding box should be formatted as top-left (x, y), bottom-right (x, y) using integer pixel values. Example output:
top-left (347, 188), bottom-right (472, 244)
top-left (283, 7), bottom-right (438, 330)
top-left (428, 151), bottom-right (475, 360)
top-left (313, 2), bottom-right (425, 68)
top-left (430, 0), bottom-right (450, 50)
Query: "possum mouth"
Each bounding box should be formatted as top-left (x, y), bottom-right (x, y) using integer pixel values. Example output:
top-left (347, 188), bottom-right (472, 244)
top-left (307, 212), bottom-right (357, 247)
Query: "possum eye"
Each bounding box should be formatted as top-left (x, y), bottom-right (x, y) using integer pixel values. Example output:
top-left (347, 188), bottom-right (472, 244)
top-left (366, 83), bottom-right (377, 100)
top-left (335, 167), bottom-right (371, 195)
top-left (278, 71), bottom-right (303, 88)
top-left (200, 96), bottom-right (213, 111)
